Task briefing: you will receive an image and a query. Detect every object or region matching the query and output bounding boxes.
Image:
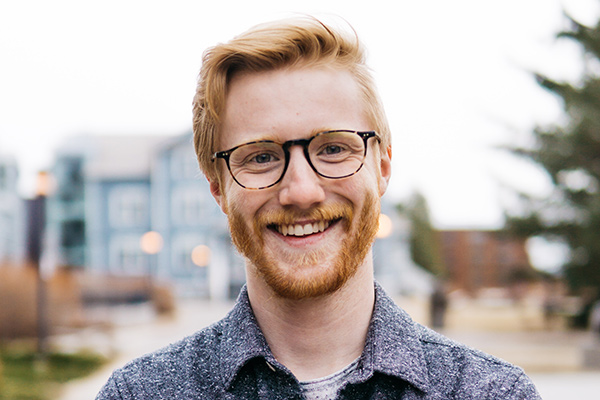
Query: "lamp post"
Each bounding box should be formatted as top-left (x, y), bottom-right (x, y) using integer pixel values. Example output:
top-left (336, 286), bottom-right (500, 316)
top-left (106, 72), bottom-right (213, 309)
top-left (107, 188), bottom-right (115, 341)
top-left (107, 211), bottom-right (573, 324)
top-left (140, 230), bottom-right (163, 286)
top-left (25, 171), bottom-right (51, 356)
top-left (192, 244), bottom-right (215, 298)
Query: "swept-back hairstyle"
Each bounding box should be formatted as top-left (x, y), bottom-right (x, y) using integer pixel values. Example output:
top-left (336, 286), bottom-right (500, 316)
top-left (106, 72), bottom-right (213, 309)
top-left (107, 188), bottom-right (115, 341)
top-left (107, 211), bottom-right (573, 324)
top-left (192, 17), bottom-right (390, 182)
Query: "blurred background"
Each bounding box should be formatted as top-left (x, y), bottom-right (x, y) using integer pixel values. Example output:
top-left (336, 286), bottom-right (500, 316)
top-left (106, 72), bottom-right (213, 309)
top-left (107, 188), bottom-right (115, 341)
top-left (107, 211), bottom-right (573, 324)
top-left (2, 0), bottom-right (600, 399)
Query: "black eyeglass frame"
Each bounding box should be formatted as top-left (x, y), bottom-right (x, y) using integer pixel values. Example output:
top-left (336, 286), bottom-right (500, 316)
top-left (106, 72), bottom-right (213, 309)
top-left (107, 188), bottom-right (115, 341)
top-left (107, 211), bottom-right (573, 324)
top-left (211, 130), bottom-right (380, 190)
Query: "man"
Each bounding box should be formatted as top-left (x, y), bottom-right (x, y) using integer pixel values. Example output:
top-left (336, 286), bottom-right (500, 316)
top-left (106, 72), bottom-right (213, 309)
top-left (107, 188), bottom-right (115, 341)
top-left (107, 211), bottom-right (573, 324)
top-left (96, 17), bottom-right (541, 399)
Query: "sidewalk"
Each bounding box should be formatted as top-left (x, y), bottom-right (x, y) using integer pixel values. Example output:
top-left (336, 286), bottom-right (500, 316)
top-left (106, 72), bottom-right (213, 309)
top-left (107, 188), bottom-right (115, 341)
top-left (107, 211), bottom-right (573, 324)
top-left (56, 300), bottom-right (233, 400)
top-left (529, 371), bottom-right (600, 399)
top-left (55, 299), bottom-right (600, 399)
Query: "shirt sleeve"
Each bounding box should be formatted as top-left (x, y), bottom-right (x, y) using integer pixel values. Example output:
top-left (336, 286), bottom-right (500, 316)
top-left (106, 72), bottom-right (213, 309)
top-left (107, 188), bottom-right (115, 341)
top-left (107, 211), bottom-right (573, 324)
top-left (503, 371), bottom-right (542, 400)
top-left (95, 370), bottom-right (128, 400)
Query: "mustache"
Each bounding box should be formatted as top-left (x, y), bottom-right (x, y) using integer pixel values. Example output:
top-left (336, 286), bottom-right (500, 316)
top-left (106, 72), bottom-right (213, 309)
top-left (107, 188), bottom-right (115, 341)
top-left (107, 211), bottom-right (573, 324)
top-left (254, 202), bottom-right (354, 228)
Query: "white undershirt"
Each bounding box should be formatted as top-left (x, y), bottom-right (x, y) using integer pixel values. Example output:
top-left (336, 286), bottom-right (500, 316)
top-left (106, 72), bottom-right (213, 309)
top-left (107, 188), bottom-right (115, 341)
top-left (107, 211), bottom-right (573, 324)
top-left (299, 358), bottom-right (360, 400)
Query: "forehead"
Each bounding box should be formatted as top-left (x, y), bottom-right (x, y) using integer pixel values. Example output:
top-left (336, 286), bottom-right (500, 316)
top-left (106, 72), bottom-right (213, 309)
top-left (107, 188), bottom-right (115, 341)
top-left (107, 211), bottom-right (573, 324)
top-left (219, 67), bottom-right (369, 149)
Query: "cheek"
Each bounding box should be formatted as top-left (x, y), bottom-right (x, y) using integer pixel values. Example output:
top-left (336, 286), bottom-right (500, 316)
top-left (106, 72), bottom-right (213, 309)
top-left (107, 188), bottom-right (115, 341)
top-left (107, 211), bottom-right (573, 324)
top-left (349, 165), bottom-right (381, 197)
top-left (224, 186), bottom-right (270, 221)
top-left (362, 156), bottom-right (384, 194)
top-left (219, 171), bottom-right (246, 210)
top-left (332, 178), bottom-right (378, 217)
top-left (224, 189), bottom-right (245, 216)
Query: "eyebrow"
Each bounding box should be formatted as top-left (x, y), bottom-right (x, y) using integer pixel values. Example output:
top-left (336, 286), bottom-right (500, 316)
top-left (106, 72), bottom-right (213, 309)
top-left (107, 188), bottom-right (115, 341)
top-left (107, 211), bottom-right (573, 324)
top-left (310, 127), bottom-right (337, 136)
top-left (234, 127), bottom-right (338, 146)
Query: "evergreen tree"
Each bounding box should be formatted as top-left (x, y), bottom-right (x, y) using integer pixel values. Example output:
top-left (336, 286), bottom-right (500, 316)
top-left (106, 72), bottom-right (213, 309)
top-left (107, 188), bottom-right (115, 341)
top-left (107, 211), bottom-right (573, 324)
top-left (506, 14), bottom-right (600, 296)
top-left (397, 192), bottom-right (445, 277)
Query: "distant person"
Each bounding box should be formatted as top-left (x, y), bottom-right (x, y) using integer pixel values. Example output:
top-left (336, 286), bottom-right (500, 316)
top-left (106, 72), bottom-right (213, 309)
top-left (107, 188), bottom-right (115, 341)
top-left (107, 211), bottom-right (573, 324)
top-left (96, 17), bottom-right (541, 399)
top-left (542, 278), bottom-right (562, 330)
top-left (430, 280), bottom-right (448, 329)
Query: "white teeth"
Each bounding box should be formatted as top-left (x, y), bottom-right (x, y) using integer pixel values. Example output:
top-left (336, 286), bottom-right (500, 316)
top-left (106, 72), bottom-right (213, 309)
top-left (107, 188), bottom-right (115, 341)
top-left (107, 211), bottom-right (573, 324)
top-left (276, 220), bottom-right (331, 236)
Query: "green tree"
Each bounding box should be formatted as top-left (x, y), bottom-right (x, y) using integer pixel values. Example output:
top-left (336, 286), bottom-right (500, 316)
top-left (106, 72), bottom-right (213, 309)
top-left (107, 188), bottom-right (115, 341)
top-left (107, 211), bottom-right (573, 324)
top-left (397, 192), bottom-right (445, 276)
top-left (506, 13), bottom-right (600, 296)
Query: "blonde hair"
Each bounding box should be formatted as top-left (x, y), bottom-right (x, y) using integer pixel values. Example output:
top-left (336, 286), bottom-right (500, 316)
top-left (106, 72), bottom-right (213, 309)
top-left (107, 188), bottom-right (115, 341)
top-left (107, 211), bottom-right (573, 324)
top-left (192, 17), bottom-right (391, 182)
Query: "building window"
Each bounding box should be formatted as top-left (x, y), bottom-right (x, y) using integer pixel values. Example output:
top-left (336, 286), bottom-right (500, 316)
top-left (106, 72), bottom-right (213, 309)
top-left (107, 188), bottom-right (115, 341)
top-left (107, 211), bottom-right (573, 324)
top-left (0, 165), bottom-right (6, 190)
top-left (170, 235), bottom-right (209, 279)
top-left (61, 220), bottom-right (85, 247)
top-left (0, 213), bottom-right (10, 260)
top-left (171, 186), bottom-right (208, 225)
top-left (56, 157), bottom-right (84, 201)
top-left (109, 185), bottom-right (149, 227)
top-left (497, 238), bottom-right (512, 266)
top-left (109, 236), bottom-right (146, 275)
top-left (469, 232), bottom-right (486, 266)
top-left (170, 144), bottom-right (200, 181)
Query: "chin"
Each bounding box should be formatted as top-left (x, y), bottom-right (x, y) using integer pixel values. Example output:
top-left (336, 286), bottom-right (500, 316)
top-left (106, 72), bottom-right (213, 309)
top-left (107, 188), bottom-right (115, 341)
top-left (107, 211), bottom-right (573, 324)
top-left (231, 192), bottom-right (381, 300)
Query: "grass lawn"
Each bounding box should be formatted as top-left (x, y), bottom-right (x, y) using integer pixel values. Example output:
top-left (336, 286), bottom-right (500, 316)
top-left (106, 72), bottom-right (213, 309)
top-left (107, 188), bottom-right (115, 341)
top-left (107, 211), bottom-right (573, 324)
top-left (0, 346), bottom-right (106, 400)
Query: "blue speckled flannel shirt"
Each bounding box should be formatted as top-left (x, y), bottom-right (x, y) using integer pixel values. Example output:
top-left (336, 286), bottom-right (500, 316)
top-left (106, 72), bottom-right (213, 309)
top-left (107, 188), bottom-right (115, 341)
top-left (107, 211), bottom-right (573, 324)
top-left (96, 282), bottom-right (542, 399)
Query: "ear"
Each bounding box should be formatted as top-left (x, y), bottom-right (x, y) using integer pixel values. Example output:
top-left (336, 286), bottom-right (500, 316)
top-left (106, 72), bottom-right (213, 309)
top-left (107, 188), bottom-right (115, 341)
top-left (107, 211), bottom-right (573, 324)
top-left (378, 145), bottom-right (392, 196)
top-left (209, 178), bottom-right (228, 214)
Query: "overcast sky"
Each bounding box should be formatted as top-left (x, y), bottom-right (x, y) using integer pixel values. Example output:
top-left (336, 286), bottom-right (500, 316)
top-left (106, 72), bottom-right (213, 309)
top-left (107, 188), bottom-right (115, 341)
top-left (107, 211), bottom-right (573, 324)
top-left (1, 0), bottom-right (599, 232)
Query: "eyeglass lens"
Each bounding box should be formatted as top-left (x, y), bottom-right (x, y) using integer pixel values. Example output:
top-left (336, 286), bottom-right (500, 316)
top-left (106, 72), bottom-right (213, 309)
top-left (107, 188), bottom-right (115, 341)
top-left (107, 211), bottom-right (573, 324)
top-left (227, 131), bottom-right (368, 189)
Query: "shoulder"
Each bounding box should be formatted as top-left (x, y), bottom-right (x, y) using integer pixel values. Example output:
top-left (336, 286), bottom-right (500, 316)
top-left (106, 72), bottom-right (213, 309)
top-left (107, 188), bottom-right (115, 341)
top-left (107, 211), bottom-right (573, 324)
top-left (95, 321), bottom-right (227, 399)
top-left (96, 287), bottom-right (267, 399)
top-left (372, 284), bottom-right (540, 398)
top-left (412, 322), bottom-right (540, 399)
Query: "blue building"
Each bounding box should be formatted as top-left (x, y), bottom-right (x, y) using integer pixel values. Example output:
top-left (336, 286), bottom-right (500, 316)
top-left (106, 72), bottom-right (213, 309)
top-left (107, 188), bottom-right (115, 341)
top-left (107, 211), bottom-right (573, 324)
top-left (374, 199), bottom-right (432, 296)
top-left (48, 135), bottom-right (157, 274)
top-left (47, 153), bottom-right (86, 268)
top-left (151, 133), bottom-right (244, 298)
top-left (48, 133), bottom-right (244, 299)
top-left (0, 155), bottom-right (24, 264)
top-left (83, 135), bottom-right (160, 277)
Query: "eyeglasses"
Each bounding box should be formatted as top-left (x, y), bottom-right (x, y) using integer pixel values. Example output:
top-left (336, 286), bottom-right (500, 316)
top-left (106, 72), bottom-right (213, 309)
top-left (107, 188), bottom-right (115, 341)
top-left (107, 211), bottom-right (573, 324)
top-left (212, 130), bottom-right (380, 190)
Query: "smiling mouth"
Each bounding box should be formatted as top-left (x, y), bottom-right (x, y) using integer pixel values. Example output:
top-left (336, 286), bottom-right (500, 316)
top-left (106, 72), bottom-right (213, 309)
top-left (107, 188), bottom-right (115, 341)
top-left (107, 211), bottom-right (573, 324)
top-left (271, 219), bottom-right (337, 237)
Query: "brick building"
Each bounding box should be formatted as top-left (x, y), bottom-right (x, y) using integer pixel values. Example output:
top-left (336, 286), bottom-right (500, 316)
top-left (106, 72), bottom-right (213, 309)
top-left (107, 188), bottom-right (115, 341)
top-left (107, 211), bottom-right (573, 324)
top-left (438, 230), bottom-right (533, 293)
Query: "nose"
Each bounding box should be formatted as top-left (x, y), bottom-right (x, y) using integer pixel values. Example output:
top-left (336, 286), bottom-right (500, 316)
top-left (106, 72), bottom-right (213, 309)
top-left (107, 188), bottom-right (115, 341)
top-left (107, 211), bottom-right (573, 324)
top-left (278, 146), bottom-right (326, 209)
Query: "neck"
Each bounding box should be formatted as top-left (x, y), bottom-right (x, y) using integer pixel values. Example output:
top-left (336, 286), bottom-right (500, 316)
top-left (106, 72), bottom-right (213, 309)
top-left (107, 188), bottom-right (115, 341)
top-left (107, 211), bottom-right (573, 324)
top-left (247, 260), bottom-right (375, 381)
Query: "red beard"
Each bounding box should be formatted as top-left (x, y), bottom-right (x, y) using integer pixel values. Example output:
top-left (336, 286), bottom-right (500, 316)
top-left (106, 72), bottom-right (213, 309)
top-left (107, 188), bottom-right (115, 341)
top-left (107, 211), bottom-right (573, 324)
top-left (227, 192), bottom-right (380, 299)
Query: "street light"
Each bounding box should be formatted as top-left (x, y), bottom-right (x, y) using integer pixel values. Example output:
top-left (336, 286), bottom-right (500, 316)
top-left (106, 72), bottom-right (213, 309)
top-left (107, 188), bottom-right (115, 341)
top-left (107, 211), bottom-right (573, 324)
top-left (25, 171), bottom-right (52, 356)
top-left (140, 231), bottom-right (163, 283)
top-left (191, 245), bottom-right (211, 267)
top-left (140, 231), bottom-right (163, 255)
top-left (376, 213), bottom-right (393, 239)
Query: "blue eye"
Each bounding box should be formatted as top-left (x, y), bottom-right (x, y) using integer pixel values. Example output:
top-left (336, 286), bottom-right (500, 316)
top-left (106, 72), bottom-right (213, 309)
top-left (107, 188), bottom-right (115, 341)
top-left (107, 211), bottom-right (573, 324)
top-left (252, 153), bottom-right (276, 164)
top-left (323, 145), bottom-right (342, 155)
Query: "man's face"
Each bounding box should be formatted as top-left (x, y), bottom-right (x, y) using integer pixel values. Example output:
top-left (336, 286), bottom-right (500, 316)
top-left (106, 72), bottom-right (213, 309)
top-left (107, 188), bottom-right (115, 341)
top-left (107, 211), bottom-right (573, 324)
top-left (210, 67), bottom-right (391, 299)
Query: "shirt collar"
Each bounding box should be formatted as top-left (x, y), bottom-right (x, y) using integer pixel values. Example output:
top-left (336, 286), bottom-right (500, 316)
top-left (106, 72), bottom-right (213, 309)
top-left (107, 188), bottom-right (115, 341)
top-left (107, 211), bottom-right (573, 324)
top-left (218, 282), bottom-right (431, 393)
top-left (218, 286), bottom-right (275, 390)
top-left (361, 282), bottom-right (431, 393)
